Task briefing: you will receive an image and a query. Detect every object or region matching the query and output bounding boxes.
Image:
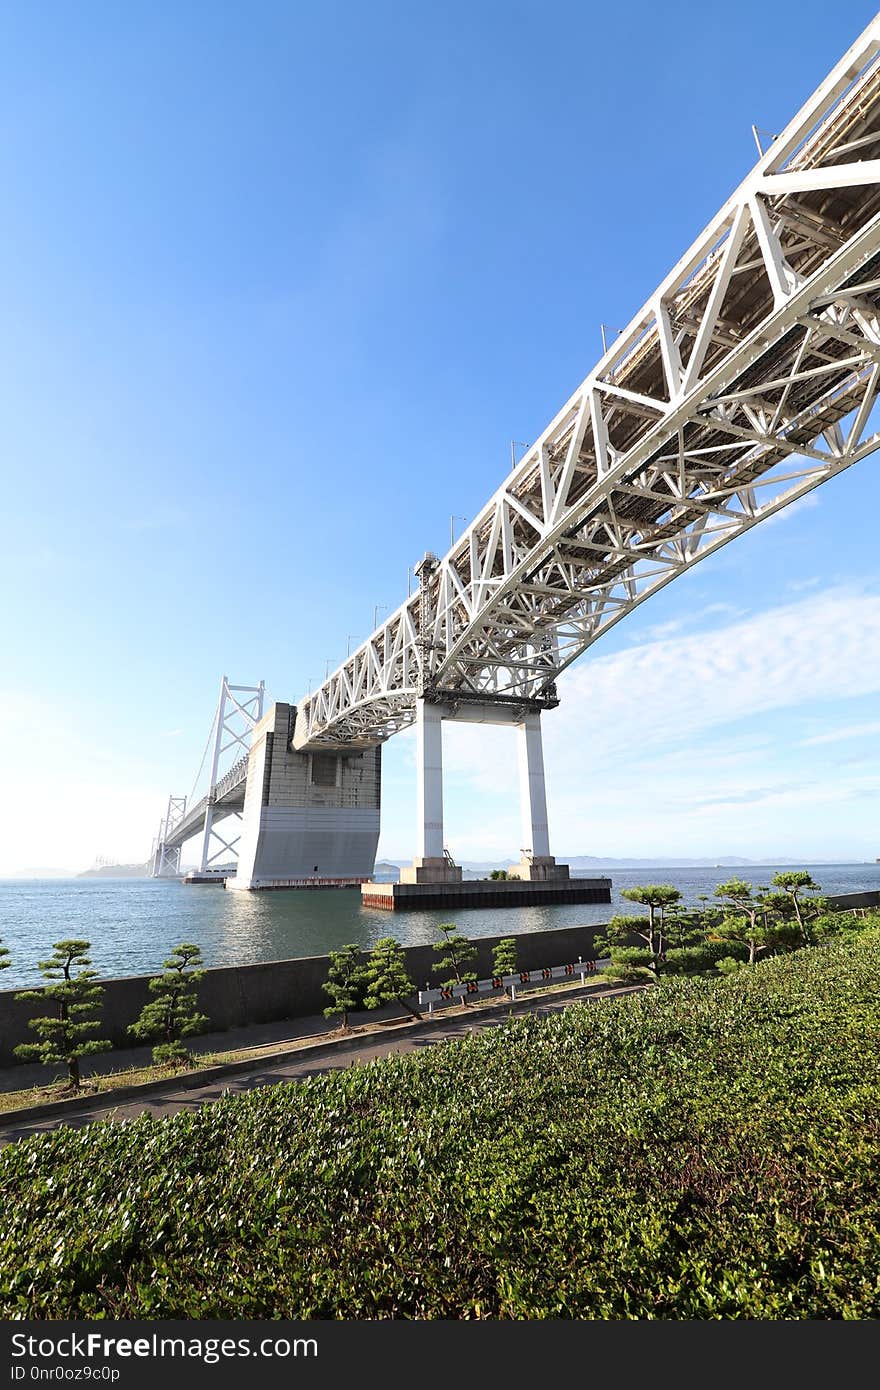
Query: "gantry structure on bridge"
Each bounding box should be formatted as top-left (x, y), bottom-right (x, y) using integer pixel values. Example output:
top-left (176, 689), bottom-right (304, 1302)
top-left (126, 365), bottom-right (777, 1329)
top-left (153, 15), bottom-right (880, 890)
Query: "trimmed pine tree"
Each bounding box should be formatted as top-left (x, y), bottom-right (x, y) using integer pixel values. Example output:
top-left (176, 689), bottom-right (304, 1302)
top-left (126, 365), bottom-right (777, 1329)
top-left (433, 923), bottom-right (477, 1003)
top-left (14, 940), bottom-right (110, 1091)
top-left (492, 937), bottom-right (518, 996)
top-left (322, 944), bottom-right (365, 1031)
top-left (129, 943), bottom-right (209, 1065)
top-left (363, 937), bottom-right (421, 1019)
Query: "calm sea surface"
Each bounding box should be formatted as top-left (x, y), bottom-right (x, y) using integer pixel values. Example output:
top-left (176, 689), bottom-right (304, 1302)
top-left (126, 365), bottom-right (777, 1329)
top-left (1, 863), bottom-right (878, 987)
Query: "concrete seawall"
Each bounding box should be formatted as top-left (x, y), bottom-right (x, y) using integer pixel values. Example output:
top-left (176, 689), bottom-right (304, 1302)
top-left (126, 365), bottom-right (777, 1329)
top-left (0, 920), bottom-right (612, 1068)
top-left (1, 889), bottom-right (874, 1068)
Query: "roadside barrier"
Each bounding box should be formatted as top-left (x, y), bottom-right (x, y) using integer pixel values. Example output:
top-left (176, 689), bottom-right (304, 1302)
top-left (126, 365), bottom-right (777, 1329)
top-left (418, 957), bottom-right (611, 1014)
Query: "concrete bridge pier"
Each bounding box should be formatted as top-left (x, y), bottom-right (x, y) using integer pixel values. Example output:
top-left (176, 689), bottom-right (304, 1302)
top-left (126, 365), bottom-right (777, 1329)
top-left (227, 702), bottom-right (381, 891)
top-left (401, 698), bottom-right (569, 885)
top-left (400, 698), bottom-right (462, 885)
top-left (515, 711), bottom-right (568, 882)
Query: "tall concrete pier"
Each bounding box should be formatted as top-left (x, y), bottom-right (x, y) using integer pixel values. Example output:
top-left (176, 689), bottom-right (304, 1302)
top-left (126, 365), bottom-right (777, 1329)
top-left (227, 703), bottom-right (381, 891)
top-left (401, 697), bottom-right (569, 886)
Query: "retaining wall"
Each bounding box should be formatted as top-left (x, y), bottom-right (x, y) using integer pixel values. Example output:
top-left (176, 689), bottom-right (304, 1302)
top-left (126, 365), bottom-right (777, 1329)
top-left (0, 920), bottom-right (611, 1068)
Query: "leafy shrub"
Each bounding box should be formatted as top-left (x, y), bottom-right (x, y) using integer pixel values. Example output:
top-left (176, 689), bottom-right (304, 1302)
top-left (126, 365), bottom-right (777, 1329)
top-left (600, 963), bottom-right (656, 985)
top-left (432, 924), bottom-right (477, 995)
top-left (813, 910), bottom-right (879, 941)
top-left (14, 941), bottom-right (110, 1090)
top-left (715, 956), bottom-right (744, 975)
top-left (362, 938), bottom-right (420, 1019)
top-left (322, 944), bottom-right (366, 1030)
top-left (492, 937), bottom-right (518, 985)
top-left (609, 946), bottom-right (654, 968)
top-left (661, 941), bottom-right (749, 975)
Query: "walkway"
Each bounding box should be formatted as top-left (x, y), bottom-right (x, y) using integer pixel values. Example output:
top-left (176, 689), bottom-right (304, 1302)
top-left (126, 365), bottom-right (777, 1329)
top-left (0, 979), bottom-right (645, 1146)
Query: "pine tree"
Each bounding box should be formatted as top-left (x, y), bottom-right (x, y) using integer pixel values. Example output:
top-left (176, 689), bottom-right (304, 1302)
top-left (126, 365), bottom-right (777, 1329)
top-left (323, 943), bottom-right (365, 1031)
top-left (0, 938), bottom-right (9, 975)
top-left (765, 870), bottom-right (826, 946)
top-left (14, 940), bottom-right (110, 1090)
top-left (433, 923), bottom-right (477, 1003)
top-left (128, 943), bottom-right (209, 1065)
top-left (619, 885), bottom-right (683, 958)
top-left (712, 879), bottom-right (779, 965)
top-left (492, 937), bottom-right (518, 995)
top-left (363, 937), bottom-right (422, 1019)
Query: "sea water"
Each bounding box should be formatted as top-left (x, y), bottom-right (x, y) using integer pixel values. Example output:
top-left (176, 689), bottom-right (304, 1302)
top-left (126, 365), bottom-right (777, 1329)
top-left (1, 862), bottom-right (878, 986)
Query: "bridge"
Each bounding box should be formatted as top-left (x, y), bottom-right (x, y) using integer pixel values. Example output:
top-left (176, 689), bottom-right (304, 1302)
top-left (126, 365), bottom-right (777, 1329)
top-left (152, 16), bottom-right (880, 890)
top-left (150, 678), bottom-right (263, 879)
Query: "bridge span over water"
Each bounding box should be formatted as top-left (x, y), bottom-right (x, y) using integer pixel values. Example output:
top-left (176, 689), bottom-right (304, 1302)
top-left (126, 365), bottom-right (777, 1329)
top-left (153, 17), bottom-right (880, 890)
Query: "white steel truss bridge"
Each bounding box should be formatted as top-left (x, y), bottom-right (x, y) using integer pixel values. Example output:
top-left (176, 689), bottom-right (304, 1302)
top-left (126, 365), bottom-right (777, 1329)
top-left (293, 15), bottom-right (880, 752)
top-left (152, 17), bottom-right (880, 886)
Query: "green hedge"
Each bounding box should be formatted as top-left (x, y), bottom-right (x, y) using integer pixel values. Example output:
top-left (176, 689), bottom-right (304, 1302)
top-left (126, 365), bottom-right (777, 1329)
top-left (661, 940), bottom-right (750, 974)
top-left (2, 935), bottom-right (880, 1318)
top-left (608, 946), bottom-right (654, 967)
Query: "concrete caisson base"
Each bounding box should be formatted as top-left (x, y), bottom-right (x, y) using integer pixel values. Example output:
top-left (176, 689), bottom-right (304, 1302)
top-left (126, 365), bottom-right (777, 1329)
top-left (399, 856), bottom-right (463, 885)
top-left (229, 703), bottom-right (381, 892)
top-left (360, 876), bottom-right (612, 910)
top-left (515, 856), bottom-right (570, 882)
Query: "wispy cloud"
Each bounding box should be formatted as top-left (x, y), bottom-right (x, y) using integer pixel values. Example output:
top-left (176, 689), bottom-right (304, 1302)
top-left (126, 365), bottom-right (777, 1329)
top-left (548, 584), bottom-right (880, 761)
top-left (639, 601), bottom-right (745, 644)
top-left (801, 720), bottom-right (880, 747)
top-left (430, 584), bottom-right (880, 860)
top-left (787, 576), bottom-right (821, 593)
top-left (762, 492), bottom-right (821, 527)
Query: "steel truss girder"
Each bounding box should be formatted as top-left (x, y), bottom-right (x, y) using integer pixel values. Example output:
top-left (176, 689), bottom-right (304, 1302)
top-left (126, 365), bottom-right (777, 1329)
top-left (296, 15), bottom-right (880, 750)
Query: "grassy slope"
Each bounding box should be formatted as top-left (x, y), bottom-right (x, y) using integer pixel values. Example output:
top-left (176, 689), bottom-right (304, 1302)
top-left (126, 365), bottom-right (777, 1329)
top-left (2, 935), bottom-right (880, 1319)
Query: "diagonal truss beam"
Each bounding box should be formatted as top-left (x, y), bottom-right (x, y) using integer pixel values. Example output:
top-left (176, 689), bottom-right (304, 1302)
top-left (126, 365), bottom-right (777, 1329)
top-left (294, 14), bottom-right (880, 750)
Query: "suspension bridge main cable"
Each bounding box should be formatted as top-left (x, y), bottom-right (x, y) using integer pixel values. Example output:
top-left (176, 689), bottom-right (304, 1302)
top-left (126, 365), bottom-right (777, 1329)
top-left (189, 708), bottom-right (218, 805)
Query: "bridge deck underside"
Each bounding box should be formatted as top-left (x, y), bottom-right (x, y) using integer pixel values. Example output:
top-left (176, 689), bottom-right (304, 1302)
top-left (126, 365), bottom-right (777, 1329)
top-left (162, 760), bottom-right (248, 850)
top-left (295, 29), bottom-right (880, 751)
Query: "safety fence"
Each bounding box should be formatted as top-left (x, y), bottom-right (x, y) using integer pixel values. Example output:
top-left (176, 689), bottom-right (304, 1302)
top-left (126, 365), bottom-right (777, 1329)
top-left (418, 957), bottom-right (611, 1014)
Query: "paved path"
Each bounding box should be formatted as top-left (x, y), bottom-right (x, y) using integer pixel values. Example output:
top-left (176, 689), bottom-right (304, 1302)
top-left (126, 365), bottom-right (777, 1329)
top-left (0, 984), bottom-right (639, 1146)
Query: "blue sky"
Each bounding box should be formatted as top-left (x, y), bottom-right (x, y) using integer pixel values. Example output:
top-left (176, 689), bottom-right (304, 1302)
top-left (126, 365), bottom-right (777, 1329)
top-left (1, 0), bottom-right (879, 872)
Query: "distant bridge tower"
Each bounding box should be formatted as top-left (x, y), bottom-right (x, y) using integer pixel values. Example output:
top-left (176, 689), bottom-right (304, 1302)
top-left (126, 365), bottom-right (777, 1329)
top-left (197, 676), bottom-right (265, 874)
top-left (150, 795), bottom-right (187, 878)
top-left (150, 677), bottom-right (265, 881)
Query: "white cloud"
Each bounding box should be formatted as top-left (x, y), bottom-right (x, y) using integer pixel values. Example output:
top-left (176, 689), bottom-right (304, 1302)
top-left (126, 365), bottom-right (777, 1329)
top-left (431, 584), bottom-right (880, 859)
top-left (801, 720), bottom-right (880, 747)
top-left (787, 576), bottom-right (821, 593)
top-left (762, 491), bottom-right (821, 526)
top-left (547, 584), bottom-right (880, 762)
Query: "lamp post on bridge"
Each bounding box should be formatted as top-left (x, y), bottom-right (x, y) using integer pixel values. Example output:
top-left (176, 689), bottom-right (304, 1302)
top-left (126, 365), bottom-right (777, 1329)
top-left (450, 514), bottom-right (466, 548)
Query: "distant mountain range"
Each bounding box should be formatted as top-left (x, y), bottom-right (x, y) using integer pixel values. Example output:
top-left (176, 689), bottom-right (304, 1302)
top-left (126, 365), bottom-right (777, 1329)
top-left (562, 855), bottom-right (815, 870)
top-left (4, 854), bottom-right (869, 883)
top-left (78, 862), bottom-right (152, 878)
top-left (375, 854), bottom-right (854, 880)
